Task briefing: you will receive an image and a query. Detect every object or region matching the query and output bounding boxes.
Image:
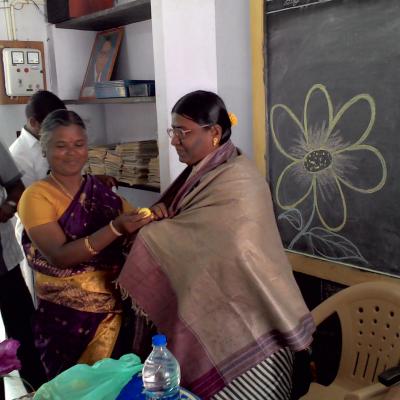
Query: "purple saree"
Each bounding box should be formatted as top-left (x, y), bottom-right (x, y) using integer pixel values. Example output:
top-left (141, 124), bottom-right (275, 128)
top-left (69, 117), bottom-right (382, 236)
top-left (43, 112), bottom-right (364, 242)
top-left (118, 141), bottom-right (316, 399)
top-left (22, 175), bottom-right (128, 379)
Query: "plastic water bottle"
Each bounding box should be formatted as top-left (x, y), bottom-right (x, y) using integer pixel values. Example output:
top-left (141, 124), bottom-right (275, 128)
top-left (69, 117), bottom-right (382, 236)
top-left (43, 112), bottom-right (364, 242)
top-left (142, 334), bottom-right (181, 399)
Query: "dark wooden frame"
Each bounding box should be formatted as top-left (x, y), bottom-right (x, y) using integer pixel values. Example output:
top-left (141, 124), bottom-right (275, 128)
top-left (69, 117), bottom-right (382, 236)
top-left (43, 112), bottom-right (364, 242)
top-left (79, 27), bottom-right (124, 100)
top-left (253, 1), bottom-right (400, 285)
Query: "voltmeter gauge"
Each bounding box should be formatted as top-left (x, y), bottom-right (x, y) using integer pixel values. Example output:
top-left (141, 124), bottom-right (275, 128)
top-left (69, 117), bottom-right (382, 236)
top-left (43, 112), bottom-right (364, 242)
top-left (27, 51), bottom-right (40, 64)
top-left (11, 51), bottom-right (24, 64)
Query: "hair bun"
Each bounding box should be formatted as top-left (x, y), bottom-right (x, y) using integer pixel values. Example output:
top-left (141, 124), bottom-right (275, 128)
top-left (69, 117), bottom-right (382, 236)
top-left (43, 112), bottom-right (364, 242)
top-left (228, 112), bottom-right (238, 126)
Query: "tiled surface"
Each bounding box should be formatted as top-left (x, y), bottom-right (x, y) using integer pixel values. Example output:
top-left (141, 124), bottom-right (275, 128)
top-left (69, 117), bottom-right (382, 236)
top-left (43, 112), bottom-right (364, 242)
top-left (4, 372), bottom-right (28, 400)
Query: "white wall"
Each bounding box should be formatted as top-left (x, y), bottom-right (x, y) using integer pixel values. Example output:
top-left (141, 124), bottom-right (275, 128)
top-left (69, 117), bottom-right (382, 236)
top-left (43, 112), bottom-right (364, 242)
top-left (46, 26), bottom-right (108, 144)
top-left (151, 0), bottom-right (219, 188)
top-left (0, 105), bottom-right (26, 147)
top-left (0, 2), bottom-right (47, 148)
top-left (151, 0), bottom-right (253, 189)
top-left (104, 102), bottom-right (158, 144)
top-left (48, 26), bottom-right (96, 100)
top-left (105, 20), bottom-right (158, 145)
top-left (1, 0), bottom-right (255, 184)
top-left (215, 0), bottom-right (253, 159)
top-left (0, 8), bottom-right (6, 38)
top-left (12, 2), bottom-right (47, 40)
top-left (0, 2), bottom-right (107, 147)
top-left (106, 19), bottom-right (158, 205)
top-left (0, 1), bottom-right (47, 40)
top-left (115, 20), bottom-right (155, 80)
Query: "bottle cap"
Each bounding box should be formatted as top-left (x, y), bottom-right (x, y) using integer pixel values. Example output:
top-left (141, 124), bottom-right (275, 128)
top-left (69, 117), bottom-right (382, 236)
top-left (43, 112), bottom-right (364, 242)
top-left (152, 334), bottom-right (167, 346)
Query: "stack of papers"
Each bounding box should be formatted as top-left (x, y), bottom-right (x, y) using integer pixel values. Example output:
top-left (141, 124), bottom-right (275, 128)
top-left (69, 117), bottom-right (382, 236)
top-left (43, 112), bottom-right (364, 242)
top-left (86, 141), bottom-right (159, 188)
top-left (116, 141), bottom-right (159, 186)
top-left (104, 150), bottom-right (122, 179)
top-left (86, 146), bottom-right (108, 175)
top-left (148, 156), bottom-right (160, 185)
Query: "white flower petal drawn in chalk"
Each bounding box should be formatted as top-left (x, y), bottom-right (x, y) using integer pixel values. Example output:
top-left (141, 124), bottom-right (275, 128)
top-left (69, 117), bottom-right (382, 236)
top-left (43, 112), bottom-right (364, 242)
top-left (270, 84), bottom-right (387, 232)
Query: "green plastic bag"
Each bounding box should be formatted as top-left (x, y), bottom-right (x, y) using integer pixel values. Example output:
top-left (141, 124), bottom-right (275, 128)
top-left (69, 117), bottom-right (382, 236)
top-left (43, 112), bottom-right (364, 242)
top-left (34, 354), bottom-right (143, 400)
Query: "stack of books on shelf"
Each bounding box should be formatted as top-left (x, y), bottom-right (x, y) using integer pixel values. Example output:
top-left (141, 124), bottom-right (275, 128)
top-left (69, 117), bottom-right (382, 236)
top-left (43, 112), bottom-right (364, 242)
top-left (86, 140), bottom-right (160, 189)
top-left (148, 156), bottom-right (160, 186)
top-left (86, 146), bottom-right (108, 174)
top-left (104, 150), bottom-right (122, 179)
top-left (116, 141), bottom-right (159, 186)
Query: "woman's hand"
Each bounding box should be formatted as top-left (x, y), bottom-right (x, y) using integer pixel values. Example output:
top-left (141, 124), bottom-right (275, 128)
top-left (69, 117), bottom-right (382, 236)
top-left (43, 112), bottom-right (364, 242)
top-left (27, 211), bottom-right (151, 268)
top-left (113, 211), bottom-right (152, 235)
top-left (150, 203), bottom-right (169, 220)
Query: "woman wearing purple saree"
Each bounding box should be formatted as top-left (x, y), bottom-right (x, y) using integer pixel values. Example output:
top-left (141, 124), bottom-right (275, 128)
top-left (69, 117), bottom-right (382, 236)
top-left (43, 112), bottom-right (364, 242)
top-left (18, 110), bottom-right (154, 379)
top-left (118, 91), bottom-right (316, 400)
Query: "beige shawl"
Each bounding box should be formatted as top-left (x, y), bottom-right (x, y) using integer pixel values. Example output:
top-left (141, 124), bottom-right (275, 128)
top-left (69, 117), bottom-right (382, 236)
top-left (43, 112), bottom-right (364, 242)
top-left (118, 141), bottom-right (314, 399)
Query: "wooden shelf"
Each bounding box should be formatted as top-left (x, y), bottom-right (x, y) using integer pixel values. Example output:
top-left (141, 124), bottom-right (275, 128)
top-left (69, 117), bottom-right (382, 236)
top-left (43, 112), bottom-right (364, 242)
top-left (118, 182), bottom-right (160, 192)
top-left (56, 0), bottom-right (151, 31)
top-left (53, 1), bottom-right (158, 195)
top-left (63, 96), bottom-right (155, 105)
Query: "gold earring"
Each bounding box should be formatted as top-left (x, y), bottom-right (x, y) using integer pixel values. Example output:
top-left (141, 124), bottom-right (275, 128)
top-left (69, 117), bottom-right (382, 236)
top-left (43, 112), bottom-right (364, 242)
top-left (213, 138), bottom-right (219, 147)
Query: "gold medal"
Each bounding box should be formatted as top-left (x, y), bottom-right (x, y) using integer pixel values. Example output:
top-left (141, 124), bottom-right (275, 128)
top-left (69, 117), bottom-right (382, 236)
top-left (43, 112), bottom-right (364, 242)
top-left (138, 207), bottom-right (153, 218)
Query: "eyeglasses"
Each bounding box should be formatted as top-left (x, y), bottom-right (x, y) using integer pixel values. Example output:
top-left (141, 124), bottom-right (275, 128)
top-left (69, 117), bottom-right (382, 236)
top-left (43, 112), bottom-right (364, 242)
top-left (166, 125), bottom-right (211, 140)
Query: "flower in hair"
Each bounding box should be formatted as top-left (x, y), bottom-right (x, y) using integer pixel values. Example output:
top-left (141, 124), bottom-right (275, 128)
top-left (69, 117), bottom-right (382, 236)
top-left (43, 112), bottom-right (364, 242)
top-left (228, 112), bottom-right (238, 126)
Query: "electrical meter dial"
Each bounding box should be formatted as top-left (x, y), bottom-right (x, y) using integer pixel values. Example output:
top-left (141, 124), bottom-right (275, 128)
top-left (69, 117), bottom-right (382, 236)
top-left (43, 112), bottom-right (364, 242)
top-left (11, 51), bottom-right (24, 64)
top-left (27, 51), bottom-right (40, 64)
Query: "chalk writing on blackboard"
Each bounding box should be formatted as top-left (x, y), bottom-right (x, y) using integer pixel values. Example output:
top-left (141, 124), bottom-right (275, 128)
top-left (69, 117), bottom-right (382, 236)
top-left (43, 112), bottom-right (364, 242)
top-left (283, 0), bottom-right (300, 7)
top-left (266, 0), bottom-right (336, 14)
top-left (270, 83), bottom-right (387, 264)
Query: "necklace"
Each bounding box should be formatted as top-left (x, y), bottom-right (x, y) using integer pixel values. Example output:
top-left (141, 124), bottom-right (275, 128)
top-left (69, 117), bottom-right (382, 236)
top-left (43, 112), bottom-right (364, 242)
top-left (50, 172), bottom-right (83, 200)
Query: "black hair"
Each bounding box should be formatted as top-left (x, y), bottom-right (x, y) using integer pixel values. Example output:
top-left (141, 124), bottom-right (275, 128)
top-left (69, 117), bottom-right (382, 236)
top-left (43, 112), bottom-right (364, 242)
top-left (40, 110), bottom-right (86, 152)
top-left (172, 90), bottom-right (232, 144)
top-left (25, 90), bottom-right (66, 124)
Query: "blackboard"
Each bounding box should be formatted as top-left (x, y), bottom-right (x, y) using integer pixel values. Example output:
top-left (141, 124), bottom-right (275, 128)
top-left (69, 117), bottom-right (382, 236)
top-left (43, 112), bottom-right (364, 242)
top-left (266, 0), bottom-right (400, 276)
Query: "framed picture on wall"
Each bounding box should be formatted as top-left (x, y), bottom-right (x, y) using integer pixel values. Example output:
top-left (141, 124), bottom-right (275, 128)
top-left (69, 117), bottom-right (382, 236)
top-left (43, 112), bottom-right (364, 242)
top-left (80, 27), bottom-right (124, 100)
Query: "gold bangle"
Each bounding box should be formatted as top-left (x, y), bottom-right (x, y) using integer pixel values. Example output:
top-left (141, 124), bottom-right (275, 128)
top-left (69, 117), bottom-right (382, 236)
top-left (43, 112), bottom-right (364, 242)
top-left (109, 220), bottom-right (123, 236)
top-left (84, 236), bottom-right (99, 255)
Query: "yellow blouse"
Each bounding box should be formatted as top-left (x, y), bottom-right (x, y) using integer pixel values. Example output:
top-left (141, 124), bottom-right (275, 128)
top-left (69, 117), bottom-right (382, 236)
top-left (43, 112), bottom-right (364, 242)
top-left (18, 179), bottom-right (132, 366)
top-left (19, 179), bottom-right (134, 231)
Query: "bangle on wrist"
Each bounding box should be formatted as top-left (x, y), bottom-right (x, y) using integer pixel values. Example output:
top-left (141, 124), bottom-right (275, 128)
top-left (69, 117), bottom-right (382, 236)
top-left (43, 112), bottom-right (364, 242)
top-left (84, 236), bottom-right (99, 256)
top-left (109, 220), bottom-right (123, 236)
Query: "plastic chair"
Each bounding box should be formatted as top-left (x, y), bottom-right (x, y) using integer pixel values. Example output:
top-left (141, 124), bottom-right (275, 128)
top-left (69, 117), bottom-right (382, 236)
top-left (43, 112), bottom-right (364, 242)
top-left (300, 280), bottom-right (400, 400)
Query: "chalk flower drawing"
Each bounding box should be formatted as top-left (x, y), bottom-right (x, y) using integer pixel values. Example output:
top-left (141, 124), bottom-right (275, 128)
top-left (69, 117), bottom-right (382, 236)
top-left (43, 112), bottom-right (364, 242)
top-left (270, 84), bottom-right (387, 262)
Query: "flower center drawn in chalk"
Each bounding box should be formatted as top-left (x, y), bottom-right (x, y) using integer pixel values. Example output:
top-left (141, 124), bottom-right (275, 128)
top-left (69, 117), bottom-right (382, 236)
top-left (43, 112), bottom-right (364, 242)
top-left (304, 149), bottom-right (332, 173)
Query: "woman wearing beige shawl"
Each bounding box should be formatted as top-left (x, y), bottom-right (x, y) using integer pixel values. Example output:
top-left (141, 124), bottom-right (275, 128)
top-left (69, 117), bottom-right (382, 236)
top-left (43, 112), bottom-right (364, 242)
top-left (118, 91), bottom-right (315, 399)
